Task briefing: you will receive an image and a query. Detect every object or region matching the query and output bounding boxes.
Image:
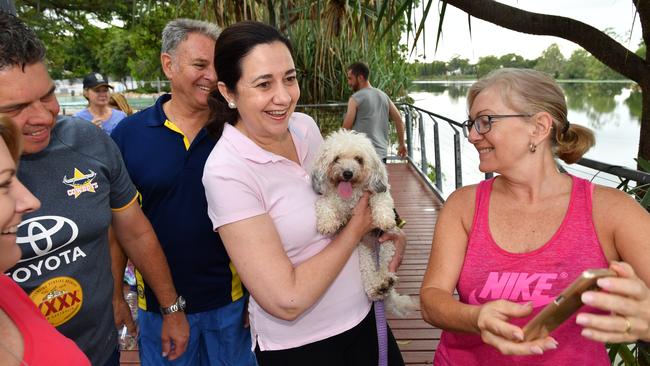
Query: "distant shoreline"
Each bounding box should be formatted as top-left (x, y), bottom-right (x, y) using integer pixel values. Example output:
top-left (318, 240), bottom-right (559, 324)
top-left (412, 79), bottom-right (634, 84)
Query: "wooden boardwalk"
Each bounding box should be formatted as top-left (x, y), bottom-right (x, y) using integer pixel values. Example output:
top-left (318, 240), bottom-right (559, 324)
top-left (385, 162), bottom-right (443, 365)
top-left (121, 161), bottom-right (444, 365)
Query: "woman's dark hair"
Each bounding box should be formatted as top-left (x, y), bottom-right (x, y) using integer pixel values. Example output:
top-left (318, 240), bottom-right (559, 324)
top-left (207, 21), bottom-right (293, 140)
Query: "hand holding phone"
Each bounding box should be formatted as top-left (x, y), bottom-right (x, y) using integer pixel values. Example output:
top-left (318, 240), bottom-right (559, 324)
top-left (522, 268), bottom-right (616, 341)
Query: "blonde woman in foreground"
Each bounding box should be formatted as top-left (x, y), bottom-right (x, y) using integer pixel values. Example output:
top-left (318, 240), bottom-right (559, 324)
top-left (420, 68), bottom-right (650, 365)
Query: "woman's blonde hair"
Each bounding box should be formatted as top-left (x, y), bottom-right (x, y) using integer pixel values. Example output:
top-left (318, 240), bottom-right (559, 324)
top-left (109, 93), bottom-right (133, 116)
top-left (0, 116), bottom-right (22, 163)
top-left (467, 68), bottom-right (594, 164)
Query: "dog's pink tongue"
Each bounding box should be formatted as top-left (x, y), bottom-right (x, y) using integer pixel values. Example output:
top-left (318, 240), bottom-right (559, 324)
top-left (337, 181), bottom-right (353, 199)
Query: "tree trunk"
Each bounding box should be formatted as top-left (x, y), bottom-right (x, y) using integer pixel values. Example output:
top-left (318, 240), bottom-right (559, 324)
top-left (640, 85), bottom-right (650, 166)
top-left (443, 0), bottom-right (650, 162)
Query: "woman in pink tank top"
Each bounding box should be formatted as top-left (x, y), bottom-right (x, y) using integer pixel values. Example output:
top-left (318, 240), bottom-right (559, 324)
top-left (420, 68), bottom-right (650, 365)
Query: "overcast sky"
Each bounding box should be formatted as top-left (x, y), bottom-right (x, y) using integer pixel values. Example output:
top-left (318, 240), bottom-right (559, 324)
top-left (406, 0), bottom-right (642, 63)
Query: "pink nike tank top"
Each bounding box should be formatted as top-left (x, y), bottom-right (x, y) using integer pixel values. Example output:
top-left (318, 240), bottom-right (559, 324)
top-left (434, 175), bottom-right (610, 365)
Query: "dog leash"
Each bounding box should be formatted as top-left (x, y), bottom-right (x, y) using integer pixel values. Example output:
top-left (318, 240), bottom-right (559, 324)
top-left (374, 237), bottom-right (388, 366)
top-left (374, 300), bottom-right (388, 366)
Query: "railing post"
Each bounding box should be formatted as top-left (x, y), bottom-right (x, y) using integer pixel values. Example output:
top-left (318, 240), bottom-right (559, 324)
top-left (418, 111), bottom-right (428, 176)
top-left (454, 131), bottom-right (463, 188)
top-left (405, 106), bottom-right (413, 159)
top-left (433, 120), bottom-right (442, 191)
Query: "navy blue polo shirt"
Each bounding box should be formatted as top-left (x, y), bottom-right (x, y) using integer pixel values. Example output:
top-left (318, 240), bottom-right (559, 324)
top-left (111, 94), bottom-right (243, 313)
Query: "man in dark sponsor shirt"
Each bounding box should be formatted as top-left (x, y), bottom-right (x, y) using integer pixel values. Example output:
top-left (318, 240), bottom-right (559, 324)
top-left (0, 12), bottom-right (189, 365)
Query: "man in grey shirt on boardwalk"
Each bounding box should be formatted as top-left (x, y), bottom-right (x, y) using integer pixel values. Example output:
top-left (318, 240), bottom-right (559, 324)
top-left (342, 61), bottom-right (407, 161)
top-left (343, 61), bottom-right (407, 228)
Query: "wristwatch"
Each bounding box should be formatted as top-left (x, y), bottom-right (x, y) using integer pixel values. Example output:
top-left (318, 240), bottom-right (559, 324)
top-left (160, 296), bottom-right (186, 315)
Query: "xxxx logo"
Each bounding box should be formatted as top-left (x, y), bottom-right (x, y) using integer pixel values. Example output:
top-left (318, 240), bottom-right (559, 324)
top-left (29, 276), bottom-right (83, 327)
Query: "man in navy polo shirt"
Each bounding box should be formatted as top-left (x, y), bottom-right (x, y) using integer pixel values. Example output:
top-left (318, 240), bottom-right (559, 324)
top-left (111, 18), bottom-right (256, 366)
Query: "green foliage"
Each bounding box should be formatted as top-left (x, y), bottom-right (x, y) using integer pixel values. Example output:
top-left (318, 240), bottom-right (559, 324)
top-left (534, 44), bottom-right (565, 78)
top-left (96, 28), bottom-right (133, 82)
top-left (448, 55), bottom-right (473, 75)
top-left (412, 43), bottom-right (629, 81)
top-left (426, 163), bottom-right (436, 183)
top-left (285, 1), bottom-right (413, 104)
top-left (561, 49), bottom-right (590, 79)
top-left (413, 60), bottom-right (448, 78)
top-left (475, 55), bottom-right (500, 78)
top-left (498, 53), bottom-right (530, 69)
top-left (17, 0), bottom-right (412, 103)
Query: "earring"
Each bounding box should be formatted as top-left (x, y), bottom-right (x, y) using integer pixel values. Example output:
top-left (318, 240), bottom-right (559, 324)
top-left (228, 101), bottom-right (236, 109)
top-left (529, 143), bottom-right (537, 153)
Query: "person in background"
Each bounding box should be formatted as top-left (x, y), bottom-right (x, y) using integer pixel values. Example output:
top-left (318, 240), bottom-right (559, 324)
top-left (203, 21), bottom-right (406, 366)
top-left (0, 12), bottom-right (189, 365)
top-left (420, 68), bottom-right (650, 365)
top-left (342, 62), bottom-right (407, 228)
top-left (75, 72), bottom-right (127, 134)
top-left (109, 93), bottom-right (134, 116)
top-left (112, 18), bottom-right (257, 366)
top-left (342, 62), bottom-right (407, 161)
top-left (0, 115), bottom-right (90, 366)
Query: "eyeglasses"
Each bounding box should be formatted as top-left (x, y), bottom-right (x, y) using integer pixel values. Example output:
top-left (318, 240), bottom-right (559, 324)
top-left (461, 114), bottom-right (532, 138)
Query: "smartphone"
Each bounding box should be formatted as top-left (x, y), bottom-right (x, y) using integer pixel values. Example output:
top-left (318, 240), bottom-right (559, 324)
top-left (522, 268), bottom-right (616, 341)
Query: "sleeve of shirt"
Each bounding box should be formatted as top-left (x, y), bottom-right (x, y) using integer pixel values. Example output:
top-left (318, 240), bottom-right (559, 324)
top-left (103, 133), bottom-right (138, 210)
top-left (203, 157), bottom-right (266, 231)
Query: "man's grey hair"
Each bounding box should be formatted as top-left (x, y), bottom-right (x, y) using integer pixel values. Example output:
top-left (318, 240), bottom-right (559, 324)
top-left (161, 18), bottom-right (220, 56)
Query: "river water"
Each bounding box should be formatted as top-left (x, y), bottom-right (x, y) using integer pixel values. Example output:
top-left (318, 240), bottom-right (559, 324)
top-left (57, 81), bottom-right (642, 197)
top-left (409, 81), bottom-right (641, 196)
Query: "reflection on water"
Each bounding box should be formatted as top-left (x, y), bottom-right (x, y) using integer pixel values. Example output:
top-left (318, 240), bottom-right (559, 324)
top-left (411, 82), bottom-right (470, 100)
top-left (58, 82), bottom-right (642, 194)
top-left (562, 82), bottom-right (639, 129)
top-left (409, 81), bottom-right (642, 195)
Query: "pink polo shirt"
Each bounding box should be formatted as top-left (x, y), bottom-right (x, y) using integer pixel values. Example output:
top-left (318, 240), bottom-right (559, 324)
top-left (203, 113), bottom-right (371, 351)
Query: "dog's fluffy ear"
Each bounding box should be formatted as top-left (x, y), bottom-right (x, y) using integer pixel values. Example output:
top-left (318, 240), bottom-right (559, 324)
top-left (311, 168), bottom-right (326, 195)
top-left (368, 154), bottom-right (389, 193)
top-left (311, 144), bottom-right (330, 195)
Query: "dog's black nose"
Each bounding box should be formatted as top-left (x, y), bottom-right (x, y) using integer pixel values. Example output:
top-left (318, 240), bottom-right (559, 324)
top-left (342, 170), bottom-right (353, 181)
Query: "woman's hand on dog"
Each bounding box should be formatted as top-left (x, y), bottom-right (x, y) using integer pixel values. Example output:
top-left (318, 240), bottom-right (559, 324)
top-left (381, 228), bottom-right (406, 272)
top-left (346, 191), bottom-right (374, 238)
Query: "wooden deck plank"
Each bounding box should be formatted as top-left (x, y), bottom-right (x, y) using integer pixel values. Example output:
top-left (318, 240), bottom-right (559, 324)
top-left (121, 162), bottom-right (444, 366)
top-left (386, 162), bottom-right (442, 365)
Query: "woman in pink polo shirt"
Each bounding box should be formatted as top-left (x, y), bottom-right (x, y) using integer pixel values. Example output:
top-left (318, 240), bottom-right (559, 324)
top-left (202, 22), bottom-right (406, 366)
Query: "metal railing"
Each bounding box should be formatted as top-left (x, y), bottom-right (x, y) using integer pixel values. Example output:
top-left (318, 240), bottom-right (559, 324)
top-left (58, 99), bottom-right (650, 200)
top-left (294, 102), bottom-right (650, 202)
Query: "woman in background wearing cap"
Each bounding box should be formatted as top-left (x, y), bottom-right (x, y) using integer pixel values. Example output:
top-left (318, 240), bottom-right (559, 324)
top-left (75, 72), bottom-right (127, 134)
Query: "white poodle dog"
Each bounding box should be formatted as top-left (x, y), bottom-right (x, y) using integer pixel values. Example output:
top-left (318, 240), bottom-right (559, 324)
top-left (311, 129), bottom-right (414, 317)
